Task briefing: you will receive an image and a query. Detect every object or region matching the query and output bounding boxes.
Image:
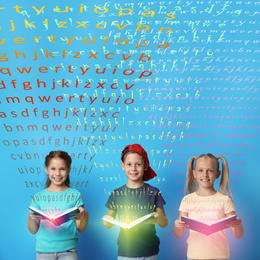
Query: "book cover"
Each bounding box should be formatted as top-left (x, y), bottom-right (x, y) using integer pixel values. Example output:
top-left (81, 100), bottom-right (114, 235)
top-left (29, 206), bottom-right (79, 226)
top-left (102, 214), bottom-right (153, 229)
top-left (181, 215), bottom-right (237, 235)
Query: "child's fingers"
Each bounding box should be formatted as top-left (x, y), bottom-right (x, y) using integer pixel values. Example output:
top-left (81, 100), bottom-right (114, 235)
top-left (103, 215), bottom-right (114, 219)
top-left (146, 212), bottom-right (160, 224)
top-left (29, 211), bottom-right (40, 218)
top-left (70, 211), bottom-right (85, 220)
top-left (102, 215), bottom-right (115, 228)
top-left (30, 214), bottom-right (43, 220)
top-left (175, 219), bottom-right (186, 224)
top-left (226, 218), bottom-right (242, 227)
top-left (145, 219), bottom-right (158, 224)
top-left (103, 220), bottom-right (114, 228)
top-left (175, 219), bottom-right (189, 228)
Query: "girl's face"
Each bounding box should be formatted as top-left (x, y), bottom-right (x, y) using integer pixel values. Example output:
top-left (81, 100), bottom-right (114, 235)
top-left (45, 158), bottom-right (70, 189)
top-left (122, 152), bottom-right (148, 183)
top-left (193, 157), bottom-right (220, 191)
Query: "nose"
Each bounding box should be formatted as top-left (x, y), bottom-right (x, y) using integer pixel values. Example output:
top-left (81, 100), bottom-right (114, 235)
top-left (56, 169), bottom-right (62, 175)
top-left (202, 171), bottom-right (209, 177)
top-left (131, 164), bottom-right (137, 171)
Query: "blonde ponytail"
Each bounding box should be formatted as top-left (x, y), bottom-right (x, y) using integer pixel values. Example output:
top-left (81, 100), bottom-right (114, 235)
top-left (216, 156), bottom-right (232, 199)
top-left (185, 157), bottom-right (197, 194)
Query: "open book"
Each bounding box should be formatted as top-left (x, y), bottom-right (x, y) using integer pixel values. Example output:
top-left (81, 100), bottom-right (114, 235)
top-left (102, 214), bottom-right (153, 229)
top-left (29, 206), bottom-right (79, 226)
top-left (181, 215), bottom-right (237, 235)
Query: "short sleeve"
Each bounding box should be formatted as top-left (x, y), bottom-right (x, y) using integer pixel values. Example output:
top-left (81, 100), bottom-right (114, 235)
top-left (75, 191), bottom-right (84, 207)
top-left (30, 194), bottom-right (40, 210)
top-left (179, 196), bottom-right (189, 213)
top-left (224, 196), bottom-right (235, 214)
top-left (105, 191), bottom-right (117, 212)
top-left (155, 190), bottom-right (166, 208)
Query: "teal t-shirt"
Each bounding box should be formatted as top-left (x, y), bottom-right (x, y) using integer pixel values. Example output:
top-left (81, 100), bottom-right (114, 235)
top-left (30, 187), bottom-right (84, 253)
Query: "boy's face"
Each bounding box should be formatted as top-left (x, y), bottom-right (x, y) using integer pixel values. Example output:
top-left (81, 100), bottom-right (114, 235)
top-left (122, 152), bottom-right (148, 183)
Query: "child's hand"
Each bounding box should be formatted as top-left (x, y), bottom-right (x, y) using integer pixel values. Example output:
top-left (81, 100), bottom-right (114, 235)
top-left (28, 210), bottom-right (41, 234)
top-left (174, 212), bottom-right (189, 238)
top-left (226, 217), bottom-right (242, 228)
top-left (102, 215), bottom-right (115, 228)
top-left (145, 212), bottom-right (161, 225)
top-left (71, 207), bottom-right (88, 221)
top-left (174, 219), bottom-right (189, 230)
top-left (145, 207), bottom-right (168, 227)
top-left (74, 207), bottom-right (88, 233)
top-left (226, 216), bottom-right (244, 239)
top-left (29, 210), bottom-right (43, 221)
top-left (146, 212), bottom-right (168, 227)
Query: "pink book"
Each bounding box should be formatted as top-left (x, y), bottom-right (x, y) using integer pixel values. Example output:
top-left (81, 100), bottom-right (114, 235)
top-left (181, 215), bottom-right (237, 235)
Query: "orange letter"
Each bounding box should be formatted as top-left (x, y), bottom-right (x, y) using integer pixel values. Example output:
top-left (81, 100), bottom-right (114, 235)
top-left (118, 8), bottom-right (133, 16)
top-left (32, 6), bottom-right (45, 15)
top-left (94, 7), bottom-right (108, 13)
top-left (142, 10), bottom-right (155, 17)
top-left (14, 37), bottom-right (25, 44)
top-left (136, 23), bottom-right (149, 32)
top-left (105, 53), bottom-right (115, 59)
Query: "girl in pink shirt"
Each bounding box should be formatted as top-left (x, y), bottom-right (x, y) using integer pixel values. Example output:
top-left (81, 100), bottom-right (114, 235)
top-left (174, 153), bottom-right (244, 260)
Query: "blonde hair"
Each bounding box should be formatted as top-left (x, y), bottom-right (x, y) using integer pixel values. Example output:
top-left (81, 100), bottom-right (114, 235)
top-left (185, 153), bottom-right (232, 199)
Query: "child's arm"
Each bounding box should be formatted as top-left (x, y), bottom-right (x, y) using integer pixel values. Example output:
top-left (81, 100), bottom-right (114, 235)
top-left (173, 211), bottom-right (189, 238)
top-left (27, 210), bottom-right (42, 234)
top-left (74, 206), bottom-right (88, 233)
top-left (103, 209), bottom-right (117, 228)
top-left (146, 206), bottom-right (168, 228)
top-left (226, 211), bottom-right (244, 239)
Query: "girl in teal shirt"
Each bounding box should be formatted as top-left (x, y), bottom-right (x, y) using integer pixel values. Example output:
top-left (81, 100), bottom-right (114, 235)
top-left (28, 151), bottom-right (88, 260)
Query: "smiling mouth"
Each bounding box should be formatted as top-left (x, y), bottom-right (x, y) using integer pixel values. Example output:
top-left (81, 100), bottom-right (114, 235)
top-left (201, 179), bottom-right (210, 182)
top-left (53, 177), bottom-right (63, 181)
top-left (130, 172), bottom-right (138, 176)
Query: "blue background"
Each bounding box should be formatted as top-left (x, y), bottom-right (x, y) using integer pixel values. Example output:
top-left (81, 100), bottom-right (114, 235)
top-left (0, 1), bottom-right (259, 259)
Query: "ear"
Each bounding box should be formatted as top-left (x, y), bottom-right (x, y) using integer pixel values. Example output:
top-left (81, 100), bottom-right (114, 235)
top-left (216, 170), bottom-right (221, 179)
top-left (144, 164), bottom-right (148, 171)
top-left (121, 162), bottom-right (125, 171)
top-left (67, 167), bottom-right (71, 175)
top-left (45, 166), bottom-right (49, 175)
top-left (192, 169), bottom-right (196, 179)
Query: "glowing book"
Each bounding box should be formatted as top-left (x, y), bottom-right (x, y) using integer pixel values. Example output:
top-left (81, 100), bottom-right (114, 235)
top-left (181, 215), bottom-right (237, 235)
top-left (102, 214), bottom-right (153, 229)
top-left (29, 206), bottom-right (79, 226)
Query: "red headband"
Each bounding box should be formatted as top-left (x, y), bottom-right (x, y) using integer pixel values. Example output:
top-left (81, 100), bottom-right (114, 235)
top-left (121, 144), bottom-right (157, 181)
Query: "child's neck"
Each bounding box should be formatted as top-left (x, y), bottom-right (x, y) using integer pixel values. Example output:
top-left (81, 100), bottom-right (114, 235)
top-left (126, 180), bottom-right (144, 189)
top-left (47, 184), bottom-right (69, 192)
top-left (196, 187), bottom-right (217, 196)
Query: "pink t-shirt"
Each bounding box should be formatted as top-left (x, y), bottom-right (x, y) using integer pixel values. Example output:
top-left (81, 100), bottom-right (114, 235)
top-left (179, 192), bottom-right (235, 259)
